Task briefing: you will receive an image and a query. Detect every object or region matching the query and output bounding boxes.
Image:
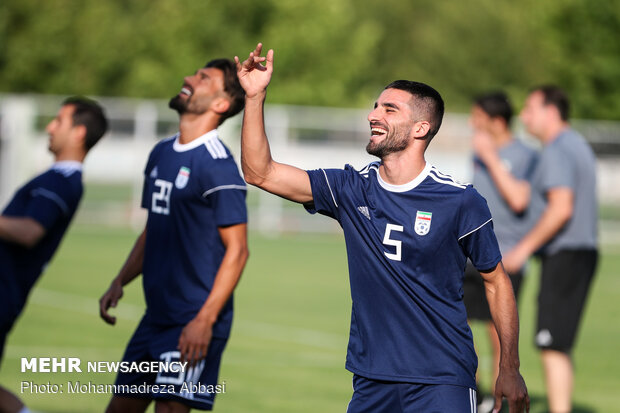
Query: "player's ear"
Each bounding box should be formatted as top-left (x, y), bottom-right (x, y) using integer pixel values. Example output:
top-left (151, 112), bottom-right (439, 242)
top-left (211, 97), bottom-right (231, 116)
top-left (71, 124), bottom-right (88, 147)
top-left (412, 120), bottom-right (431, 138)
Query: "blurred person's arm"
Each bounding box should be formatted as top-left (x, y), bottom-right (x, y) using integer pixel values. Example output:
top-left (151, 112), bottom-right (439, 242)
top-left (178, 223), bottom-right (248, 366)
top-left (235, 43), bottom-right (313, 204)
top-left (0, 216), bottom-right (45, 248)
top-left (99, 227), bottom-right (147, 325)
top-left (503, 187), bottom-right (573, 272)
top-left (473, 131), bottom-right (531, 213)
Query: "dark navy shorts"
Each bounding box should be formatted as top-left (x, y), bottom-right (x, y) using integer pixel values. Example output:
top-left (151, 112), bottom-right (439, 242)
top-left (114, 317), bottom-right (228, 411)
top-left (346, 375), bottom-right (477, 413)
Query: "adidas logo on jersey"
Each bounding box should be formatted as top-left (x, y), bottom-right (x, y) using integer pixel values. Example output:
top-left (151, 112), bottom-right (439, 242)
top-left (150, 166), bottom-right (158, 179)
top-left (357, 206), bottom-right (371, 220)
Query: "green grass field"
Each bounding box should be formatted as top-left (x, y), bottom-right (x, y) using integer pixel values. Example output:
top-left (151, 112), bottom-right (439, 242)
top-left (1, 224), bottom-right (619, 412)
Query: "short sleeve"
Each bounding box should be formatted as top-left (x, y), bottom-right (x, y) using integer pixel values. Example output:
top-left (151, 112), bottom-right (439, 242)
top-left (304, 168), bottom-right (347, 220)
top-left (207, 188), bottom-right (247, 227)
top-left (201, 159), bottom-right (247, 227)
top-left (458, 186), bottom-right (502, 271)
top-left (25, 178), bottom-right (77, 230)
top-left (539, 146), bottom-right (575, 192)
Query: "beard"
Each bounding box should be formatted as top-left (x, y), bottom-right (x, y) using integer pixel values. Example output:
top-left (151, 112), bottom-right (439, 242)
top-left (168, 94), bottom-right (211, 115)
top-left (169, 95), bottom-right (187, 114)
top-left (366, 124), bottom-right (411, 158)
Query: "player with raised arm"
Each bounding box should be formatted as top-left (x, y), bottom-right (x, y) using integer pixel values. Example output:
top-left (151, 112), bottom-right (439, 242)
top-left (235, 43), bottom-right (529, 413)
top-left (0, 97), bottom-right (107, 413)
top-left (99, 59), bottom-right (248, 413)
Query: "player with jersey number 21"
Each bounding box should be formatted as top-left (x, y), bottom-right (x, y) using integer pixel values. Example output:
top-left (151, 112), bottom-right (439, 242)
top-left (99, 58), bottom-right (248, 413)
top-left (235, 43), bottom-right (529, 413)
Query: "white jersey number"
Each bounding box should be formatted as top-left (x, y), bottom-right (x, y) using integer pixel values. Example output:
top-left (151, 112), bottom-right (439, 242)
top-left (383, 223), bottom-right (404, 261)
top-left (152, 179), bottom-right (173, 215)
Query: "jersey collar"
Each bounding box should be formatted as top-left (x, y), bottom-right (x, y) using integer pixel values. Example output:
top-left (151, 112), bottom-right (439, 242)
top-left (376, 162), bottom-right (432, 193)
top-left (173, 129), bottom-right (218, 152)
top-left (52, 160), bottom-right (83, 176)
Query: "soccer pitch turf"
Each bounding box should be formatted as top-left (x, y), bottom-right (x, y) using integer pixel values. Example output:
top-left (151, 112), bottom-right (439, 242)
top-left (1, 225), bottom-right (619, 412)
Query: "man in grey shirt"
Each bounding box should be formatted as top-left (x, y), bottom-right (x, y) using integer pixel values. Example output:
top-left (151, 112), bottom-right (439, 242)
top-left (504, 85), bottom-right (598, 413)
top-left (464, 92), bottom-right (539, 412)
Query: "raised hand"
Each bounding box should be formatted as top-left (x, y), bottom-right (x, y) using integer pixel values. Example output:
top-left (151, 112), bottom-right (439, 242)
top-left (472, 129), bottom-right (496, 163)
top-left (234, 43), bottom-right (274, 99)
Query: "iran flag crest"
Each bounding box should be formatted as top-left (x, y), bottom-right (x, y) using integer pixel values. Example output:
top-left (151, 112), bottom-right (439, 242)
top-left (175, 166), bottom-right (191, 189)
top-left (414, 211), bottom-right (432, 236)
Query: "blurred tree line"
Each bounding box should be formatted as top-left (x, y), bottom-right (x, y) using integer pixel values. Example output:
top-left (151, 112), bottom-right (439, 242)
top-left (0, 0), bottom-right (618, 119)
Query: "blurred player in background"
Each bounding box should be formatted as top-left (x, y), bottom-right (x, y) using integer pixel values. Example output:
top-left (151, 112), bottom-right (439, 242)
top-left (504, 86), bottom-right (598, 413)
top-left (0, 97), bottom-right (107, 413)
top-left (235, 43), bottom-right (529, 413)
top-left (99, 58), bottom-right (248, 413)
top-left (464, 92), bottom-right (539, 412)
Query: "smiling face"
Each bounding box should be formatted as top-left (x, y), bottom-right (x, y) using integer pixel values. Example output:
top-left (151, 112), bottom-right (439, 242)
top-left (169, 67), bottom-right (227, 115)
top-left (366, 88), bottom-right (418, 158)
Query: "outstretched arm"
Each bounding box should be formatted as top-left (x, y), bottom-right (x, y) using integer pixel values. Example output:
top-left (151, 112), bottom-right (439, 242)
top-left (235, 43), bottom-right (313, 203)
top-left (480, 263), bottom-right (530, 413)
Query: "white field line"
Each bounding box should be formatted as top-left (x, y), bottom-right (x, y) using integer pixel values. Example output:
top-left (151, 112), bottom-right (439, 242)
top-left (23, 288), bottom-right (345, 351)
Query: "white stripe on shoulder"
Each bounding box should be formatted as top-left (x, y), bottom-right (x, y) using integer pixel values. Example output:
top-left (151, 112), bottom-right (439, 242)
top-left (202, 184), bottom-right (247, 197)
top-left (204, 137), bottom-right (229, 159)
top-left (358, 162), bottom-right (380, 177)
top-left (30, 188), bottom-right (70, 215)
top-left (428, 169), bottom-right (467, 189)
top-left (205, 140), bottom-right (219, 158)
top-left (212, 137), bottom-right (228, 158)
top-left (321, 169), bottom-right (338, 208)
top-left (458, 218), bottom-right (493, 241)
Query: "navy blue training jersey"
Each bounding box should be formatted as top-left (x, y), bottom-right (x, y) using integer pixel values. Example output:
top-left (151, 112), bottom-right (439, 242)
top-left (305, 162), bottom-right (501, 389)
top-left (140, 130), bottom-right (247, 338)
top-left (0, 162), bottom-right (83, 322)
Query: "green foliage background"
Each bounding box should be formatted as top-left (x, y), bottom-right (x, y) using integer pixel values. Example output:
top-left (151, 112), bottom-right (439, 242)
top-left (1, 0), bottom-right (619, 119)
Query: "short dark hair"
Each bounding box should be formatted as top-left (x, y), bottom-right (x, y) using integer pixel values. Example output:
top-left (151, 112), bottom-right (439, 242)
top-left (473, 92), bottom-right (513, 126)
top-left (385, 80), bottom-right (444, 141)
top-left (62, 96), bottom-right (108, 151)
top-left (533, 85), bottom-right (570, 121)
top-left (205, 59), bottom-right (245, 124)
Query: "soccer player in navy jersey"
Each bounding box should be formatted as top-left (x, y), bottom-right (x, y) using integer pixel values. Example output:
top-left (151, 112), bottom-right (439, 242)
top-left (0, 97), bottom-right (107, 413)
top-left (235, 44), bottom-right (529, 412)
top-left (99, 59), bottom-right (248, 413)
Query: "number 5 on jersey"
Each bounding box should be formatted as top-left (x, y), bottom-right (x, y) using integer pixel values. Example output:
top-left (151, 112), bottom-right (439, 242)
top-left (383, 224), bottom-right (404, 261)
